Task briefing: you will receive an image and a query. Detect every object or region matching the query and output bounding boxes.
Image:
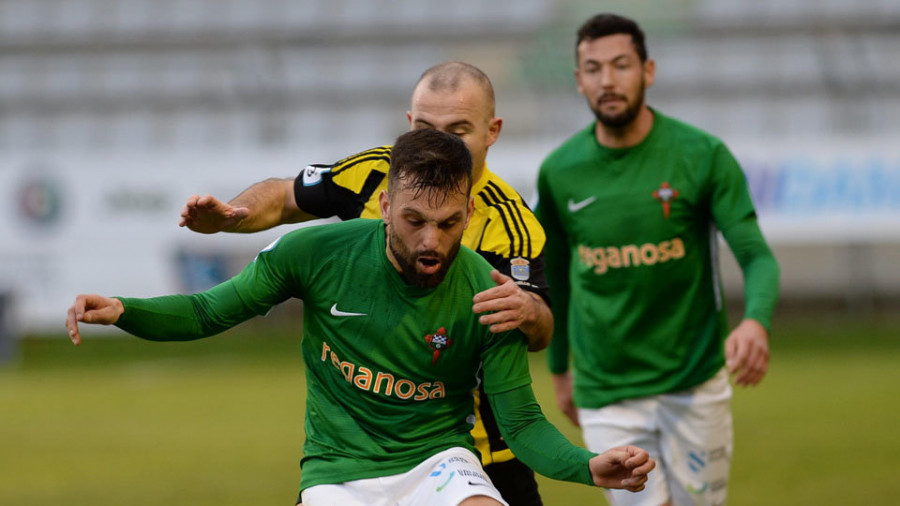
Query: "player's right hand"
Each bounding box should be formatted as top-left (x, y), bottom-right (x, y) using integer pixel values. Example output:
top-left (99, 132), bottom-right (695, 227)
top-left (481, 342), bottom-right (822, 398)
top-left (589, 445), bottom-right (655, 492)
top-left (179, 194), bottom-right (250, 234)
top-left (65, 294), bottom-right (124, 346)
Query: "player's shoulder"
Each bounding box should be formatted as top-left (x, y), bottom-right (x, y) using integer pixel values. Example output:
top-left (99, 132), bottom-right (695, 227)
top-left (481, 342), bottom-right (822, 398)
top-left (276, 218), bottom-right (379, 250)
top-left (540, 123), bottom-right (596, 173)
top-left (475, 171), bottom-right (534, 211)
top-left (474, 170), bottom-right (546, 258)
top-left (331, 145), bottom-right (392, 176)
top-left (654, 110), bottom-right (727, 151)
top-left (453, 245), bottom-right (497, 289)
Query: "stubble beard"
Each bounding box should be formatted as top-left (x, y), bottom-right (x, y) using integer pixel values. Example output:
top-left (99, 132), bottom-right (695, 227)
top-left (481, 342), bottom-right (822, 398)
top-left (387, 225), bottom-right (461, 289)
top-left (592, 82), bottom-right (646, 129)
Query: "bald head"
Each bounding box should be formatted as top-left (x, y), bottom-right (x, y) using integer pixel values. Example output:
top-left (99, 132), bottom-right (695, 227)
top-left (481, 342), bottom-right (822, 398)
top-left (414, 61), bottom-right (496, 117)
top-left (408, 61), bottom-right (503, 180)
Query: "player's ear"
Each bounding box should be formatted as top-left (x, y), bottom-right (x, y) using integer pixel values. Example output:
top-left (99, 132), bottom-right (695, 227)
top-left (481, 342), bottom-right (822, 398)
top-left (574, 67), bottom-right (585, 96)
top-left (463, 196), bottom-right (474, 229)
top-left (486, 117), bottom-right (502, 148)
top-left (643, 58), bottom-right (656, 89)
top-left (379, 190), bottom-right (391, 225)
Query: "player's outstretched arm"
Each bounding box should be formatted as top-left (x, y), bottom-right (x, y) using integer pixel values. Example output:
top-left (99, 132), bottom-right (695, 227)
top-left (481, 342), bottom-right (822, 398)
top-left (489, 384), bottom-right (655, 489)
top-left (589, 446), bottom-right (655, 492)
top-left (179, 178), bottom-right (312, 234)
top-left (65, 294), bottom-right (124, 346)
top-left (472, 270), bottom-right (553, 351)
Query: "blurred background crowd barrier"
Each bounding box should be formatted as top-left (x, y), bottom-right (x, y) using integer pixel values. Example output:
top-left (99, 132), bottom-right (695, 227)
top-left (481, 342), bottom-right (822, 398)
top-left (1, 0), bottom-right (898, 336)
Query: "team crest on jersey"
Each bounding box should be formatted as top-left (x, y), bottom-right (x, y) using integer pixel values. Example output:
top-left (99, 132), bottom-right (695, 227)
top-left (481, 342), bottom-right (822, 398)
top-left (652, 182), bottom-right (679, 219)
top-left (510, 257), bottom-right (531, 281)
top-left (302, 165), bottom-right (331, 186)
top-left (424, 327), bottom-right (453, 365)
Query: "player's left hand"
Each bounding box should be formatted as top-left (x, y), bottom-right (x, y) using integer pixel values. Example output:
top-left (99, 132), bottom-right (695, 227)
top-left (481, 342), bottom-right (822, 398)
top-left (589, 446), bottom-right (655, 492)
top-left (725, 318), bottom-right (770, 387)
top-left (65, 294), bottom-right (124, 346)
top-left (472, 270), bottom-right (537, 334)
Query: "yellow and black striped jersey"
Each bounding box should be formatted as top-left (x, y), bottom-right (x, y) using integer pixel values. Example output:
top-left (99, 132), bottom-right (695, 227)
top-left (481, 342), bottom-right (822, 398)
top-left (293, 145), bottom-right (548, 466)
top-left (294, 145), bottom-right (548, 300)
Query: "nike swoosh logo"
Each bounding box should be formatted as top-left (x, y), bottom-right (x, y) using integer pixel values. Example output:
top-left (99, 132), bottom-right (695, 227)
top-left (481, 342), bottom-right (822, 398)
top-left (567, 196), bottom-right (596, 213)
top-left (468, 481), bottom-right (492, 487)
top-left (330, 304), bottom-right (367, 317)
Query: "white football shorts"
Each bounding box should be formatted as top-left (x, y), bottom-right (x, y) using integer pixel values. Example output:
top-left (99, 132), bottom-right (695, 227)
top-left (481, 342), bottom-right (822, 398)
top-left (300, 447), bottom-right (508, 506)
top-left (579, 367), bottom-right (733, 506)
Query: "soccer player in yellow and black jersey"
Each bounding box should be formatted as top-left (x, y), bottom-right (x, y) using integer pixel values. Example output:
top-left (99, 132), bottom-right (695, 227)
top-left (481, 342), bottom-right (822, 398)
top-left (180, 62), bottom-right (551, 506)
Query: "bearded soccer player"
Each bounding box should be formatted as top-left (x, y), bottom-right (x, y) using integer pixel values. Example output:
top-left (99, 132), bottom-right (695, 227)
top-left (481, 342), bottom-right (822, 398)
top-left (67, 129), bottom-right (655, 506)
top-left (535, 14), bottom-right (780, 506)
top-left (178, 62), bottom-right (551, 505)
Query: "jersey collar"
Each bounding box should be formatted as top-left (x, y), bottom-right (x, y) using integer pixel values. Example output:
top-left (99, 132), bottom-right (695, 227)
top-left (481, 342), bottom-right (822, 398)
top-left (471, 164), bottom-right (492, 204)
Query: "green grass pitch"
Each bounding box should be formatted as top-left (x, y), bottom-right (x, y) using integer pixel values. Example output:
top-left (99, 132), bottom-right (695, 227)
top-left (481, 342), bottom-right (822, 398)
top-left (1, 310), bottom-right (898, 505)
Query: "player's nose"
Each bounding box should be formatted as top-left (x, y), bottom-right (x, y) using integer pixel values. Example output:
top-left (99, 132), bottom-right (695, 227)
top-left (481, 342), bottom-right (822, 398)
top-left (419, 225), bottom-right (440, 251)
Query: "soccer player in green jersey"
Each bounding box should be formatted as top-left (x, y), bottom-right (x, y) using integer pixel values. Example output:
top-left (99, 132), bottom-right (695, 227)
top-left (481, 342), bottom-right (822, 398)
top-left (535, 14), bottom-right (780, 506)
top-left (67, 129), bottom-right (655, 506)
top-left (178, 62), bottom-right (551, 505)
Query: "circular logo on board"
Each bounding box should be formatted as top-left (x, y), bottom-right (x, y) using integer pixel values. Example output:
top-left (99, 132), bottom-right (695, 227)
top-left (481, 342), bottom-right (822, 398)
top-left (17, 176), bottom-right (62, 228)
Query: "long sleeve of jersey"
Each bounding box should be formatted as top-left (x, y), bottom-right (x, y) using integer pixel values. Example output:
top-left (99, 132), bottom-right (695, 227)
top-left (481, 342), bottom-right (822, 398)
top-left (489, 384), bottom-right (596, 485)
top-left (720, 216), bottom-right (780, 331)
top-left (114, 242), bottom-right (294, 340)
top-left (114, 278), bottom-right (267, 341)
top-left (535, 167), bottom-right (572, 375)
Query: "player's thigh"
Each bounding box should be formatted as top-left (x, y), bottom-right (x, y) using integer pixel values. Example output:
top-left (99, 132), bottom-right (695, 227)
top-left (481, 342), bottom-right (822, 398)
top-left (658, 368), bottom-right (733, 506)
top-left (484, 458), bottom-right (542, 506)
top-left (578, 400), bottom-right (669, 506)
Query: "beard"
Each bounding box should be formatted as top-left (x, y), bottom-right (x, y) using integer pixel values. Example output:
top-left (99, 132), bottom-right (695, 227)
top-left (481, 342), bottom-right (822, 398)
top-left (387, 225), bottom-right (462, 289)
top-left (591, 84), bottom-right (646, 129)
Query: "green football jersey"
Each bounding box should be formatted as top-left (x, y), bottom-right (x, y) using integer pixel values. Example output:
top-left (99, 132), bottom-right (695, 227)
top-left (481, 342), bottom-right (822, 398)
top-left (117, 219), bottom-right (536, 489)
top-left (536, 110), bottom-right (757, 409)
top-left (240, 219), bottom-right (534, 488)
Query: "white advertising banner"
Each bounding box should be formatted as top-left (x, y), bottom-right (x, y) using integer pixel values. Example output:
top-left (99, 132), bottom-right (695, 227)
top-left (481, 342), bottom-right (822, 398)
top-left (2, 139), bottom-right (899, 332)
top-left (0, 149), bottom-right (333, 334)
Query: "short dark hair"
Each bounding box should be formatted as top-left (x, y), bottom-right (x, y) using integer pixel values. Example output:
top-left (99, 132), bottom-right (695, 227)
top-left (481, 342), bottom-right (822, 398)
top-left (389, 129), bottom-right (473, 206)
top-left (576, 13), bottom-right (648, 63)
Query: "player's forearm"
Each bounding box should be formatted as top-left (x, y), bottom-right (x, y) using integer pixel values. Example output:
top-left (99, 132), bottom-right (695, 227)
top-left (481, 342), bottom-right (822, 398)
top-left (521, 293), bottom-right (553, 352)
top-left (228, 178), bottom-right (308, 232)
top-left (489, 385), bottom-right (596, 485)
top-left (115, 280), bottom-right (259, 341)
top-left (722, 218), bottom-right (780, 331)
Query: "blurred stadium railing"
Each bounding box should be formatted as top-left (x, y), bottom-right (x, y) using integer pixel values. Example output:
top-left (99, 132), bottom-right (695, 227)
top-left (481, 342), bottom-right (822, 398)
top-left (1, 0), bottom-right (898, 332)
